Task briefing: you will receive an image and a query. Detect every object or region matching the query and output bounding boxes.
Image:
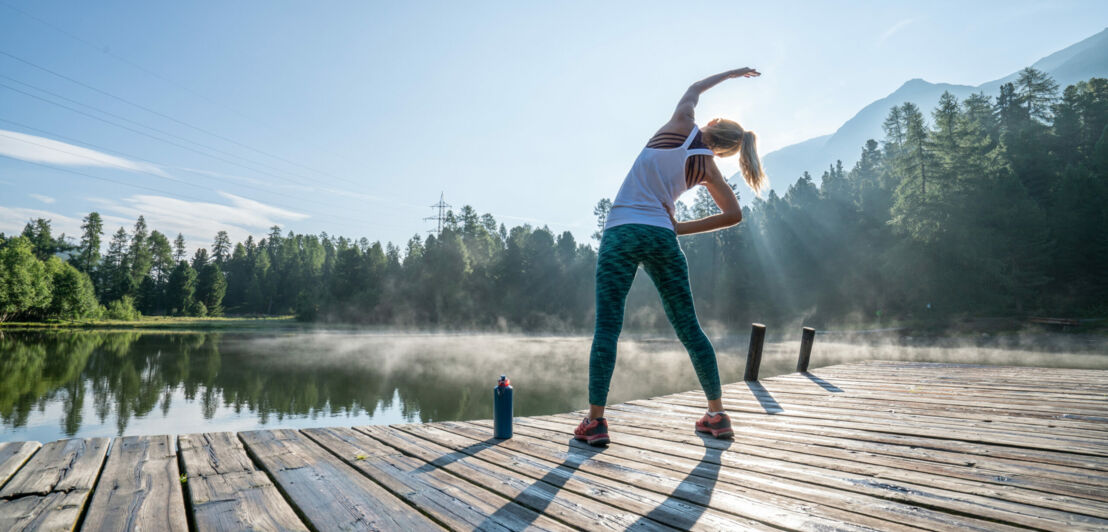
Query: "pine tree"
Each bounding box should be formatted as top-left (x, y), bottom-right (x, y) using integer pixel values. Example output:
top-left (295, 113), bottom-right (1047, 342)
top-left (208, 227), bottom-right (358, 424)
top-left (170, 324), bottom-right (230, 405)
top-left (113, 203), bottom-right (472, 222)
top-left (196, 264), bottom-right (227, 317)
top-left (192, 248), bottom-right (209, 270)
top-left (211, 231), bottom-right (231, 264)
top-left (102, 227), bottom-right (133, 301)
top-left (1016, 67), bottom-right (1059, 123)
top-left (165, 262), bottom-right (198, 316)
top-left (73, 212), bottom-right (103, 275)
top-left (592, 198), bottom-right (612, 242)
top-left (129, 216), bottom-right (153, 286)
top-left (21, 218), bottom-right (68, 260)
top-left (173, 233), bottom-right (187, 262)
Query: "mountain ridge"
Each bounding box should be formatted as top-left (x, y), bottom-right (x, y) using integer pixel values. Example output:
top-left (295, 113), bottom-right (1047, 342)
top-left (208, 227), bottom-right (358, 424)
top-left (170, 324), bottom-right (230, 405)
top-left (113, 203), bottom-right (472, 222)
top-left (746, 28), bottom-right (1108, 192)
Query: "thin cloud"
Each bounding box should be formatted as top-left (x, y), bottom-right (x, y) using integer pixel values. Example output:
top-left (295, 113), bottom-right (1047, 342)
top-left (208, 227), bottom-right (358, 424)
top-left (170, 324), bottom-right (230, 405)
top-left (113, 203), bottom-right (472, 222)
top-left (29, 193), bottom-right (56, 204)
top-left (0, 129), bottom-right (166, 176)
top-left (92, 192), bottom-right (309, 252)
top-left (878, 19), bottom-right (914, 45)
top-left (0, 206), bottom-right (82, 239)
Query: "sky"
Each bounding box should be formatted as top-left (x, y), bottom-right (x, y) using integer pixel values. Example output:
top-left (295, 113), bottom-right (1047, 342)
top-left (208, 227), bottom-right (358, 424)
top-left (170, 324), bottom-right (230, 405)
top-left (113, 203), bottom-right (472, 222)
top-left (1, 1), bottom-right (1106, 252)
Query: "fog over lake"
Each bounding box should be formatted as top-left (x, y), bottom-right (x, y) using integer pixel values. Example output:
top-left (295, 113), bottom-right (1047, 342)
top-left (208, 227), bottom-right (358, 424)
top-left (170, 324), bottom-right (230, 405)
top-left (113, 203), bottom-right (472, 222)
top-left (2, 329), bottom-right (1105, 443)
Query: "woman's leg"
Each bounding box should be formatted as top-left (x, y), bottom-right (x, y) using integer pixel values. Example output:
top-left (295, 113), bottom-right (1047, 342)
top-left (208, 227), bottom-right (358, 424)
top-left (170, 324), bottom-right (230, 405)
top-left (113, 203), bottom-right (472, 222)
top-left (641, 233), bottom-right (724, 409)
top-left (588, 226), bottom-right (641, 418)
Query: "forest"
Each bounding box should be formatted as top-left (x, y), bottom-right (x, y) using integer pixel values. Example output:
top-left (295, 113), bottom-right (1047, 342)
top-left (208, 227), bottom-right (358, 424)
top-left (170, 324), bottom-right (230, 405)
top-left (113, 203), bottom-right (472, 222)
top-left (1, 68), bottom-right (1105, 330)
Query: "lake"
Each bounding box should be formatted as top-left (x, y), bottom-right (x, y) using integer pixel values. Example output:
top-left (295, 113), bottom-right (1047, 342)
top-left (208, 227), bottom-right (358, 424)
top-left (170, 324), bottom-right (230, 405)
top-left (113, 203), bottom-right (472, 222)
top-left (2, 329), bottom-right (1106, 443)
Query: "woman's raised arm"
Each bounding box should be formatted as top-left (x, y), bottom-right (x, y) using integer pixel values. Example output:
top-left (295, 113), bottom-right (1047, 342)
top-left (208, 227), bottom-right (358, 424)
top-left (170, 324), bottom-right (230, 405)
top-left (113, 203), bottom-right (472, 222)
top-left (671, 68), bottom-right (761, 124)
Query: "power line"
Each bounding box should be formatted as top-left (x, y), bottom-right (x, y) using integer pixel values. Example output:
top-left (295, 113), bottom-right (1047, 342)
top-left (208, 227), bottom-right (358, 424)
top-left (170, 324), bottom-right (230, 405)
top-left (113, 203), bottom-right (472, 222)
top-left (0, 80), bottom-right (315, 190)
top-left (0, 0), bottom-right (365, 180)
top-left (0, 75), bottom-right (335, 190)
top-left (423, 192), bottom-right (452, 236)
top-left (0, 47), bottom-right (364, 187)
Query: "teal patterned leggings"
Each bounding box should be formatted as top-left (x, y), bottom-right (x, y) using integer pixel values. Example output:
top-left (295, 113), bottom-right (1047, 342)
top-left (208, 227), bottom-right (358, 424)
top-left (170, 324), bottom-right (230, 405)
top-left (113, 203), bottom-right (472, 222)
top-left (589, 223), bottom-right (722, 406)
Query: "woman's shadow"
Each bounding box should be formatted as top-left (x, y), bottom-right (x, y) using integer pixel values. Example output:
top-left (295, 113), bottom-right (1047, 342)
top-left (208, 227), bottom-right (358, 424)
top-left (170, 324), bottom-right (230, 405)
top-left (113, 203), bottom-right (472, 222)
top-left (629, 433), bottom-right (733, 529)
top-left (475, 432), bottom-right (732, 530)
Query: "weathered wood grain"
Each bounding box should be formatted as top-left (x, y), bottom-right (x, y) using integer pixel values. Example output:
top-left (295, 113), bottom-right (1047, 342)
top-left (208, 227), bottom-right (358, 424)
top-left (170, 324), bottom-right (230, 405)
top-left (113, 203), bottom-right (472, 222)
top-left (743, 376), bottom-right (1108, 421)
top-left (397, 422), bottom-right (816, 531)
top-left (489, 417), bottom-right (1019, 532)
top-left (303, 426), bottom-right (573, 531)
top-left (568, 409), bottom-right (1108, 529)
top-left (178, 432), bottom-right (307, 532)
top-left (0, 437), bottom-right (109, 531)
top-left (629, 396), bottom-right (1108, 458)
top-left (239, 428), bottom-right (444, 531)
top-left (354, 424), bottom-right (667, 531)
top-left (0, 441), bottom-right (40, 491)
top-left (82, 435), bottom-right (188, 531)
top-left (659, 391), bottom-right (1108, 442)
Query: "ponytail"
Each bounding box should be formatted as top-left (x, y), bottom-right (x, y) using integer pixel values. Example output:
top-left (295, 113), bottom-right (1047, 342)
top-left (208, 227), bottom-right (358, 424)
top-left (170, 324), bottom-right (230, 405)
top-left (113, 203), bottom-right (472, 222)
top-left (702, 118), bottom-right (769, 196)
top-left (738, 130), bottom-right (767, 196)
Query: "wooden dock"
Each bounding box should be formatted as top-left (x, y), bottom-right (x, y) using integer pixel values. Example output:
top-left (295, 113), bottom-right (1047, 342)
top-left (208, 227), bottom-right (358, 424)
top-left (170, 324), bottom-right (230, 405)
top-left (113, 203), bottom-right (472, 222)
top-left (1, 360), bottom-right (1106, 531)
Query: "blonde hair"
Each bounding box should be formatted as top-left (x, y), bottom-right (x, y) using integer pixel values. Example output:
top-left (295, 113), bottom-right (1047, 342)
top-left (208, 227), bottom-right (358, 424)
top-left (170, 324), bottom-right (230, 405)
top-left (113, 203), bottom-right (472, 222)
top-left (702, 119), bottom-right (768, 195)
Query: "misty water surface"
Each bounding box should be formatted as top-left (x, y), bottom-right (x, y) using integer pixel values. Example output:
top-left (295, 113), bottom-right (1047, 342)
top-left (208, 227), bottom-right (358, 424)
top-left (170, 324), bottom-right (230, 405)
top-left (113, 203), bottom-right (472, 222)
top-left (2, 329), bottom-right (1106, 442)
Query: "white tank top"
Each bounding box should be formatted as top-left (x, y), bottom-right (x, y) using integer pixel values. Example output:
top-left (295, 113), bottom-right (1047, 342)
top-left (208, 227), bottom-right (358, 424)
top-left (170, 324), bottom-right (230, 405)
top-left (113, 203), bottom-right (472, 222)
top-left (604, 125), bottom-right (715, 232)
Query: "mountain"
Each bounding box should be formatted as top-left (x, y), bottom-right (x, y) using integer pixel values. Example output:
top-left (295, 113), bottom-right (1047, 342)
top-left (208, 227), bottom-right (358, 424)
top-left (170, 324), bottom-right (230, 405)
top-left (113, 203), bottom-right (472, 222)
top-left (748, 28), bottom-right (1108, 192)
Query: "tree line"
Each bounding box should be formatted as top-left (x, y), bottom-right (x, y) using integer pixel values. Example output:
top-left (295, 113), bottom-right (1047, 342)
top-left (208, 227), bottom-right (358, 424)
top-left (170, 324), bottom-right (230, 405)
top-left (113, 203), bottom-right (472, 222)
top-left (1, 68), bottom-right (1104, 328)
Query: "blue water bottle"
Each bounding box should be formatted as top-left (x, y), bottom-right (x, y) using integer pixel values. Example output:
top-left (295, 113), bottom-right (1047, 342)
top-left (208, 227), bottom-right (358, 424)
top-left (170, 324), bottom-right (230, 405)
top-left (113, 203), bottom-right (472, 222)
top-left (494, 375), bottom-right (513, 439)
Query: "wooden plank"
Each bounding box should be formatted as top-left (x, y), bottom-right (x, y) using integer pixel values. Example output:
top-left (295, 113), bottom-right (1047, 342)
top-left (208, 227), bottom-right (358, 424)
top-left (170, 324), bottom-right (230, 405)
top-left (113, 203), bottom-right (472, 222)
top-left (576, 410), bottom-right (1108, 520)
top-left (740, 373), bottom-right (1108, 414)
top-left (354, 424), bottom-right (672, 531)
top-left (0, 437), bottom-right (109, 531)
top-left (238, 428), bottom-right (444, 531)
top-left (82, 435), bottom-right (188, 531)
top-left (632, 396), bottom-right (1108, 458)
top-left (809, 367), bottom-right (1108, 397)
top-left (687, 385), bottom-right (1108, 435)
top-left (402, 421), bottom-right (879, 532)
top-left (178, 432), bottom-right (307, 532)
top-left (803, 370), bottom-right (1108, 397)
top-left (541, 411), bottom-right (1108, 505)
top-left (533, 413), bottom-right (1108, 530)
top-left (0, 441), bottom-right (40, 491)
top-left (839, 361), bottom-right (1108, 382)
top-left (392, 423), bottom-right (775, 531)
top-left (0, 492), bottom-right (90, 531)
top-left (664, 389), bottom-right (1108, 440)
top-left (787, 377), bottom-right (1108, 406)
top-left (630, 401), bottom-right (1108, 472)
top-left (604, 409), bottom-right (1108, 494)
top-left (302, 426), bottom-right (573, 531)
top-left (760, 376), bottom-right (1108, 419)
top-left (476, 419), bottom-right (1014, 532)
top-left (614, 400), bottom-right (1108, 472)
top-left (549, 409), bottom-right (1108, 516)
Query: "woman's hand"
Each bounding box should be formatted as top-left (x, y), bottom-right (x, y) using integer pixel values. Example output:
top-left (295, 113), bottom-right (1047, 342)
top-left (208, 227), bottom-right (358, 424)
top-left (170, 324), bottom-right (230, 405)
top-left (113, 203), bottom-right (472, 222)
top-left (728, 67), bottom-right (761, 78)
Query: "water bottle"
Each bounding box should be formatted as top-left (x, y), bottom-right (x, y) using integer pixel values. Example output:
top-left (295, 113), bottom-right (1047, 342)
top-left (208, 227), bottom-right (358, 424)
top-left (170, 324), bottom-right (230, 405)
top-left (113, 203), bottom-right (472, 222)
top-left (493, 375), bottom-right (513, 439)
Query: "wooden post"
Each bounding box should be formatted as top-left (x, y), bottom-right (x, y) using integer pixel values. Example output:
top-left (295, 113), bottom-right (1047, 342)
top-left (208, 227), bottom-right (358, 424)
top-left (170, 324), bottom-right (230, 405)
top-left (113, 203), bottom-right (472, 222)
top-left (744, 323), bottom-right (766, 381)
top-left (796, 327), bottom-right (816, 373)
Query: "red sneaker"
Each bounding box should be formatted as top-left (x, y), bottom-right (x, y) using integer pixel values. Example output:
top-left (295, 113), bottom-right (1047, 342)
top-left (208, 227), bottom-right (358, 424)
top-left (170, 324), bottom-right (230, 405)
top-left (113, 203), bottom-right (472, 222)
top-left (573, 417), bottom-right (610, 446)
top-left (695, 412), bottom-right (734, 439)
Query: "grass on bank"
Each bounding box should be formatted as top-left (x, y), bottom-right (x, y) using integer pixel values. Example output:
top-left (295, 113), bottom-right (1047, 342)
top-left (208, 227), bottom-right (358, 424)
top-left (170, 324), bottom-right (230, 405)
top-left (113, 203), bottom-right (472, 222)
top-left (0, 315), bottom-right (299, 330)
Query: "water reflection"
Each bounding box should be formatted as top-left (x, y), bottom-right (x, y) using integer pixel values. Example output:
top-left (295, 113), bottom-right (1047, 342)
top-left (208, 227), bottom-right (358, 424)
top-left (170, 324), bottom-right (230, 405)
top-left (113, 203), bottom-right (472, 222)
top-left (1, 330), bottom-right (1106, 442)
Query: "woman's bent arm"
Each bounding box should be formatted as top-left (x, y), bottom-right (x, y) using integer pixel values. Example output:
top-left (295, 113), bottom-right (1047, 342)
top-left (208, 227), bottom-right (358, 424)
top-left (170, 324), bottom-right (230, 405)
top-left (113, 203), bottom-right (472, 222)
top-left (668, 159), bottom-right (743, 235)
top-left (671, 68), bottom-right (761, 123)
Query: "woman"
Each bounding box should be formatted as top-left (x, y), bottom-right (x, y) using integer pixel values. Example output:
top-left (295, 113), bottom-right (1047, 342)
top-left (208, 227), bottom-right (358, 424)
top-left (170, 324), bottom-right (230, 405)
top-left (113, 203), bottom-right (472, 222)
top-left (574, 67), bottom-right (767, 446)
